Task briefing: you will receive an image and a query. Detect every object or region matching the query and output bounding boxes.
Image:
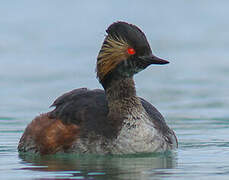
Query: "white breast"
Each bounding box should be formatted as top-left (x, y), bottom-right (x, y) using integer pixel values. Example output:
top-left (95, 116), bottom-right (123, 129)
top-left (109, 109), bottom-right (171, 154)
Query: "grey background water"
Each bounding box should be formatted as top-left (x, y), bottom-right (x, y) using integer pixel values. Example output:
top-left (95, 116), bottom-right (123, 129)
top-left (0, 1), bottom-right (228, 179)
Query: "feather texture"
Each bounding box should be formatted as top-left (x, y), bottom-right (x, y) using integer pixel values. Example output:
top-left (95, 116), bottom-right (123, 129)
top-left (97, 35), bottom-right (133, 81)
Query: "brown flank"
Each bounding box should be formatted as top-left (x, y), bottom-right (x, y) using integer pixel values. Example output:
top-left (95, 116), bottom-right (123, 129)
top-left (19, 114), bottom-right (79, 154)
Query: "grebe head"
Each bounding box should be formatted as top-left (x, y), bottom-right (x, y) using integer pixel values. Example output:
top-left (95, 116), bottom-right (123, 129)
top-left (96, 21), bottom-right (169, 87)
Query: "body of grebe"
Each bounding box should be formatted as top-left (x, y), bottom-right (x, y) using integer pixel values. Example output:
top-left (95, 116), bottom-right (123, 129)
top-left (18, 21), bottom-right (177, 155)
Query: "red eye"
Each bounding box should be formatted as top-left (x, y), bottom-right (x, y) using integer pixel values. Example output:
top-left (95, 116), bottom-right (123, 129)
top-left (127, 48), bottom-right (136, 55)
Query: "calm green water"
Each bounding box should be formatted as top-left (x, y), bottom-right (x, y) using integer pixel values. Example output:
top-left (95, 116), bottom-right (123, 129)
top-left (1, 1), bottom-right (229, 179)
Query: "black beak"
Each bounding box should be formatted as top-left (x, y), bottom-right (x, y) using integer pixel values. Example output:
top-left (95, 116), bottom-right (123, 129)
top-left (140, 55), bottom-right (169, 65)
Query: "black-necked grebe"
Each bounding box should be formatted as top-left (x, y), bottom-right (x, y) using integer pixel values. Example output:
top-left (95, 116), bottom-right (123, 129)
top-left (18, 21), bottom-right (177, 155)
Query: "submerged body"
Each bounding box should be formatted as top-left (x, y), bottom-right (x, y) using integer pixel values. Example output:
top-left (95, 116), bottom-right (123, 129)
top-left (19, 83), bottom-right (177, 154)
top-left (18, 22), bottom-right (178, 155)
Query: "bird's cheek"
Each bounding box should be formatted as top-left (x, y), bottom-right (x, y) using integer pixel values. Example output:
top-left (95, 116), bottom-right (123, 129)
top-left (134, 58), bottom-right (149, 69)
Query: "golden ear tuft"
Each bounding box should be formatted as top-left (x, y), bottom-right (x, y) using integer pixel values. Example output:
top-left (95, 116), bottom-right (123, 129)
top-left (96, 35), bottom-right (132, 81)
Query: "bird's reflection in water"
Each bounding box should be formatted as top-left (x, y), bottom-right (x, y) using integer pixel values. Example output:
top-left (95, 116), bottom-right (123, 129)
top-left (19, 152), bottom-right (177, 180)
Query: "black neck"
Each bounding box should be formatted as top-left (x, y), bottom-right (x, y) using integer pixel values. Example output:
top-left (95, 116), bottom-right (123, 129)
top-left (104, 76), bottom-right (136, 102)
